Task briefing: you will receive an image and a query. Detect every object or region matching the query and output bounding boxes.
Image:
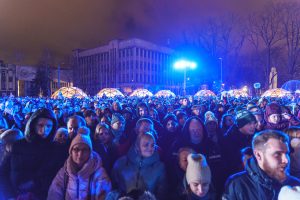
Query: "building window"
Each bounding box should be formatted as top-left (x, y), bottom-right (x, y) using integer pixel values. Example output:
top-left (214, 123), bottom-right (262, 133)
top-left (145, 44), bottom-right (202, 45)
top-left (136, 61), bottom-right (139, 69)
top-left (1, 71), bottom-right (6, 90)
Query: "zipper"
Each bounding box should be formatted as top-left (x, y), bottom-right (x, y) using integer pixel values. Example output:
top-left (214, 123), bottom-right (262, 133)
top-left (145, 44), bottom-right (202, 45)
top-left (136, 158), bottom-right (143, 188)
top-left (77, 178), bottom-right (79, 199)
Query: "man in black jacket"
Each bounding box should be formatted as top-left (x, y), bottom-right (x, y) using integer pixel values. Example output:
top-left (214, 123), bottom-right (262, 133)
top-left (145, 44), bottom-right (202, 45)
top-left (223, 130), bottom-right (300, 200)
top-left (222, 110), bottom-right (257, 176)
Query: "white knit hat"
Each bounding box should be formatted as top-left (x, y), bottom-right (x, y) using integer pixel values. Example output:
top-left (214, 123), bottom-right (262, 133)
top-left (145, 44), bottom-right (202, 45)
top-left (186, 153), bottom-right (211, 184)
top-left (278, 186), bottom-right (300, 200)
top-left (69, 134), bottom-right (92, 155)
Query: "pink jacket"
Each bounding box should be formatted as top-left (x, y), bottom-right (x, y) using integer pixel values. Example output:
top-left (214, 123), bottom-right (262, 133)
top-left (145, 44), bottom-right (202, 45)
top-left (47, 151), bottom-right (111, 200)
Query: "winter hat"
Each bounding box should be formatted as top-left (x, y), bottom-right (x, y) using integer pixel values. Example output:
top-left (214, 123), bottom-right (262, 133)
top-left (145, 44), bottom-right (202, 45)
top-left (265, 102), bottom-right (282, 118)
top-left (235, 109), bottom-right (256, 128)
top-left (77, 126), bottom-right (91, 136)
top-left (204, 111), bottom-right (214, 120)
top-left (186, 153), bottom-right (211, 184)
top-left (204, 111), bottom-right (218, 125)
top-left (278, 186), bottom-right (300, 200)
top-left (69, 133), bottom-right (92, 154)
top-left (205, 116), bottom-right (218, 125)
top-left (111, 113), bottom-right (125, 125)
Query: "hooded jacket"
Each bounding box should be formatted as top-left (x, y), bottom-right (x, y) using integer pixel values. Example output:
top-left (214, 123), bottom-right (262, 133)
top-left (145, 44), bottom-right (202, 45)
top-left (169, 116), bottom-right (209, 158)
top-left (48, 151), bottom-right (111, 200)
top-left (112, 146), bottom-right (167, 200)
top-left (222, 158), bottom-right (300, 200)
top-left (222, 125), bottom-right (254, 177)
top-left (0, 108), bottom-right (58, 199)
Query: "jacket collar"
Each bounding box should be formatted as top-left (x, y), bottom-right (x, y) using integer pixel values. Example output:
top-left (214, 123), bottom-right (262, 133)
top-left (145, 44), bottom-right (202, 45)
top-left (246, 158), bottom-right (281, 190)
top-left (127, 145), bottom-right (159, 166)
top-left (66, 151), bottom-right (101, 178)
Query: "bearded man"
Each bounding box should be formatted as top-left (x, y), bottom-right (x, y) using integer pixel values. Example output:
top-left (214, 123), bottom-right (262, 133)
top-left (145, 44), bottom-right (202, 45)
top-left (222, 130), bottom-right (300, 200)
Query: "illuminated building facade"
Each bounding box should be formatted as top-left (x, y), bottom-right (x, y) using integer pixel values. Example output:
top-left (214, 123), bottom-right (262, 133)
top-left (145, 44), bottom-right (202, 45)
top-left (73, 38), bottom-right (176, 95)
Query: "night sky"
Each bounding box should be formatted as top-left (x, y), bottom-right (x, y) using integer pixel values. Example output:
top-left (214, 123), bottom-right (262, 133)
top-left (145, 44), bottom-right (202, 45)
top-left (0, 0), bottom-right (271, 65)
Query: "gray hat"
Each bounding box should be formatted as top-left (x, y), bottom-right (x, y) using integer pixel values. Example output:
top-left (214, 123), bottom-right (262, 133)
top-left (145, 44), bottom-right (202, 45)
top-left (186, 153), bottom-right (211, 184)
top-left (111, 113), bottom-right (125, 125)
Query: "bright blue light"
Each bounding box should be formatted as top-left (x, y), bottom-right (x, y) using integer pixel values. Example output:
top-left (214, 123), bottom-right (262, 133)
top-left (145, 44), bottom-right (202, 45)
top-left (174, 60), bottom-right (197, 70)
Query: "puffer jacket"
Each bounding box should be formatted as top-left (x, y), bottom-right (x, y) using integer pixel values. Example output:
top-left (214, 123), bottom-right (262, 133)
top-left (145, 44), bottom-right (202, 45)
top-left (47, 151), bottom-right (111, 200)
top-left (222, 158), bottom-right (300, 200)
top-left (112, 146), bottom-right (167, 199)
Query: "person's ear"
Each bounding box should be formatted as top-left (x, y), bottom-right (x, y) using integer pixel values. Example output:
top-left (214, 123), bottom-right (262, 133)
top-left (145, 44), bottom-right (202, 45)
top-left (254, 149), bottom-right (263, 161)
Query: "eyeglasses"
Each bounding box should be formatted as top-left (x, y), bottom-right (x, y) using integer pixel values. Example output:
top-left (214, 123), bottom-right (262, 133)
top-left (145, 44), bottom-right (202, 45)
top-left (72, 147), bottom-right (90, 154)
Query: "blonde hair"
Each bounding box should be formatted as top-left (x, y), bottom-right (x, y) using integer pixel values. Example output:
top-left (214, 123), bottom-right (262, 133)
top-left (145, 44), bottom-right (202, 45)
top-left (135, 132), bottom-right (156, 154)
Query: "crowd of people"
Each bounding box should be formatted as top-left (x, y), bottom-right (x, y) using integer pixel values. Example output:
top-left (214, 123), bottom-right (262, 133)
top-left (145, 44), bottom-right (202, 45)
top-left (0, 94), bottom-right (300, 200)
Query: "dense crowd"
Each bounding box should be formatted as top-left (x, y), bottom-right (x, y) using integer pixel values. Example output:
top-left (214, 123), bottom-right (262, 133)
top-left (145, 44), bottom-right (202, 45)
top-left (0, 95), bottom-right (300, 200)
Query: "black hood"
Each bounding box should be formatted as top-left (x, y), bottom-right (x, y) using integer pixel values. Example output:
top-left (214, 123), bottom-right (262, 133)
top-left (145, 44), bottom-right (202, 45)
top-left (25, 108), bottom-right (58, 142)
top-left (181, 116), bottom-right (208, 144)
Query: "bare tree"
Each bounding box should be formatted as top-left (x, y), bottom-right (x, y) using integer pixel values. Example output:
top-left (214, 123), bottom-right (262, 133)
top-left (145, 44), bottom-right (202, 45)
top-left (192, 13), bottom-right (245, 60)
top-left (279, 1), bottom-right (300, 80)
top-left (247, 2), bottom-right (284, 87)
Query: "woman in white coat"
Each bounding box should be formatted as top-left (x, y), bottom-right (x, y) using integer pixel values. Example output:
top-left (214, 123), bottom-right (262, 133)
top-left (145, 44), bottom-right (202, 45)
top-left (48, 128), bottom-right (111, 200)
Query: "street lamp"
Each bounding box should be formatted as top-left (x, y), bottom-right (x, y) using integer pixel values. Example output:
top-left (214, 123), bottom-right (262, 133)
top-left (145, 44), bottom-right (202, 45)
top-left (174, 60), bottom-right (197, 96)
top-left (218, 57), bottom-right (223, 84)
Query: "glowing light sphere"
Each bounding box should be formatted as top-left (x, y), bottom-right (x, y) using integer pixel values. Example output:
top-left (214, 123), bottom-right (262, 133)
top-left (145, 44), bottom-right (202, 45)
top-left (96, 88), bottom-right (124, 98)
top-left (194, 90), bottom-right (216, 97)
top-left (154, 90), bottom-right (176, 98)
top-left (51, 87), bottom-right (87, 99)
top-left (130, 89), bottom-right (153, 97)
top-left (261, 88), bottom-right (292, 98)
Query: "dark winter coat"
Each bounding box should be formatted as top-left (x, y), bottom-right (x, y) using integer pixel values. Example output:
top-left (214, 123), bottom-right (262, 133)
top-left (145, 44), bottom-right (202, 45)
top-left (264, 121), bottom-right (289, 131)
top-left (93, 140), bottom-right (118, 176)
top-left (222, 158), bottom-right (300, 200)
top-left (222, 125), bottom-right (254, 177)
top-left (0, 108), bottom-right (58, 199)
